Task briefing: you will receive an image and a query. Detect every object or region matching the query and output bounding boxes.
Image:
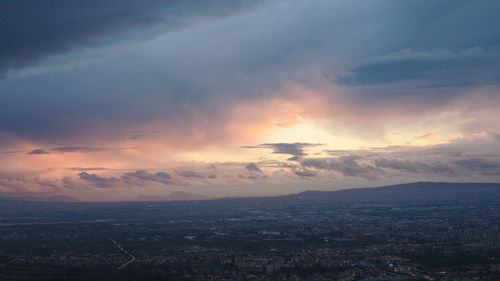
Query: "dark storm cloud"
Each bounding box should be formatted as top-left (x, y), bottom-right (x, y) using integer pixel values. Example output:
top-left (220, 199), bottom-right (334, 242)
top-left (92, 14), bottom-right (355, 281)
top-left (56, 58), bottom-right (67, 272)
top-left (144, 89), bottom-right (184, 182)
top-left (0, 0), bottom-right (268, 77)
top-left (338, 48), bottom-right (500, 87)
top-left (1, 0), bottom-right (500, 144)
top-left (245, 143), bottom-right (321, 157)
top-left (335, 0), bottom-right (500, 90)
top-left (245, 163), bottom-right (262, 173)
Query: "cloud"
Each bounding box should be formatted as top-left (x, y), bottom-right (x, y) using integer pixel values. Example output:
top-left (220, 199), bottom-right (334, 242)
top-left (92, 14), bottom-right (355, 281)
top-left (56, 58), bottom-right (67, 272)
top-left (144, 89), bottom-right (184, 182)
top-left (338, 48), bottom-right (500, 87)
top-left (51, 146), bottom-right (110, 153)
top-left (0, 0), bottom-right (268, 78)
top-left (1, 0), bottom-right (500, 196)
top-left (0, 172), bottom-right (74, 192)
top-left (237, 173), bottom-right (267, 180)
top-left (2, 133), bottom-right (500, 195)
top-left (245, 143), bottom-right (321, 157)
top-left (129, 134), bottom-right (146, 140)
top-left (296, 135), bottom-right (500, 180)
top-left (415, 131), bottom-right (440, 140)
top-left (24, 146), bottom-right (132, 155)
top-left (374, 158), bottom-right (433, 174)
top-left (78, 169), bottom-right (179, 188)
top-left (453, 158), bottom-right (500, 175)
top-left (176, 170), bottom-right (205, 178)
top-left (27, 149), bottom-right (50, 155)
top-left (78, 172), bottom-right (117, 188)
top-left (68, 167), bottom-right (108, 171)
top-left (122, 170), bottom-right (175, 185)
top-left (156, 171), bottom-right (173, 179)
top-left (2, 0), bottom-right (500, 147)
top-left (301, 156), bottom-right (383, 180)
top-left (245, 162), bottom-right (262, 173)
top-left (294, 169), bottom-right (317, 178)
top-left (122, 170), bottom-right (158, 181)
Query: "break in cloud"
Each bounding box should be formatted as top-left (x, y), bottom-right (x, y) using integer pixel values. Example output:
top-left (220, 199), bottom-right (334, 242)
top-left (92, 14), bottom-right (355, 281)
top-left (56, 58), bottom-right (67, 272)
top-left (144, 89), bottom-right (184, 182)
top-left (1, 0), bottom-right (500, 199)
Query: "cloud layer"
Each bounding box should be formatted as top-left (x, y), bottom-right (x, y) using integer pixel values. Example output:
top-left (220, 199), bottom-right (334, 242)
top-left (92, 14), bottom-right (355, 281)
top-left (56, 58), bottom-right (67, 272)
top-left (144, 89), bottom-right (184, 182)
top-left (1, 0), bottom-right (500, 198)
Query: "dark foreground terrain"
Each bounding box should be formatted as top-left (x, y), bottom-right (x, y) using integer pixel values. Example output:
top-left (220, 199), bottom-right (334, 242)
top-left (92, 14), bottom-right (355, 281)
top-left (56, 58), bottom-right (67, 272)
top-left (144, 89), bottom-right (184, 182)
top-left (1, 182), bottom-right (500, 280)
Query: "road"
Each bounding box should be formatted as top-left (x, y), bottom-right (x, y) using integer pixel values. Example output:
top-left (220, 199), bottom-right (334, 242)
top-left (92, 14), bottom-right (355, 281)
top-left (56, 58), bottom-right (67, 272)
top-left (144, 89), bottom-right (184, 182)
top-left (110, 238), bottom-right (135, 270)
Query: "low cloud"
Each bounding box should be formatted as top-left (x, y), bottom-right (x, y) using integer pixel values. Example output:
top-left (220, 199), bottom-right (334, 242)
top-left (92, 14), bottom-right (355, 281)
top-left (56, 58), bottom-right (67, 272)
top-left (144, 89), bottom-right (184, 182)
top-left (301, 156), bottom-right (382, 180)
top-left (176, 170), bottom-right (205, 178)
top-left (122, 170), bottom-right (175, 185)
top-left (296, 136), bottom-right (500, 180)
top-left (374, 158), bottom-right (432, 174)
top-left (294, 169), bottom-right (317, 178)
top-left (453, 158), bottom-right (500, 175)
top-left (0, 172), bottom-right (72, 192)
top-left (245, 162), bottom-right (262, 173)
top-left (78, 172), bottom-right (117, 188)
top-left (78, 169), bottom-right (180, 188)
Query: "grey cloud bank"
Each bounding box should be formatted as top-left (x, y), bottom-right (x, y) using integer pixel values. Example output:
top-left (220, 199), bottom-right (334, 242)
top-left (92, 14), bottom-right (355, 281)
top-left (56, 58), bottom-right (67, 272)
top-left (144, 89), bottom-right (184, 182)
top-left (1, 0), bottom-right (500, 143)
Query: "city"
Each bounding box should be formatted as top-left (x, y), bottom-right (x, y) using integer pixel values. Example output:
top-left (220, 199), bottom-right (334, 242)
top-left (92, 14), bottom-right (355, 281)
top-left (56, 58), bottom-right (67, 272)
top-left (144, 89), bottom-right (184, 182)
top-left (1, 182), bottom-right (499, 280)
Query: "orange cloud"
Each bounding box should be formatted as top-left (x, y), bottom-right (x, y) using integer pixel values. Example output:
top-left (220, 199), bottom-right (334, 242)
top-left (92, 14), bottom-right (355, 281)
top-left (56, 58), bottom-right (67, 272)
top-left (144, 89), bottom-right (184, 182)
top-left (414, 131), bottom-right (440, 140)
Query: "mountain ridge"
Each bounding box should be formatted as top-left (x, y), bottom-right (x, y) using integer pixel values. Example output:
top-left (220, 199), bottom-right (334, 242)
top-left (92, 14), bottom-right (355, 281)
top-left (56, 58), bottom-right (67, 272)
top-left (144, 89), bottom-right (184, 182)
top-left (1, 182), bottom-right (499, 203)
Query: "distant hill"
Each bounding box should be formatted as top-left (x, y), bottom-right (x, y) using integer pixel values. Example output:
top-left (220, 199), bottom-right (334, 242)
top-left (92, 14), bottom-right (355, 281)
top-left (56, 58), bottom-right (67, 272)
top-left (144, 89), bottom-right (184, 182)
top-left (0, 194), bottom-right (79, 202)
top-left (208, 182), bottom-right (500, 207)
top-left (136, 191), bottom-right (210, 202)
top-left (278, 182), bottom-right (500, 203)
top-left (1, 182), bottom-right (499, 204)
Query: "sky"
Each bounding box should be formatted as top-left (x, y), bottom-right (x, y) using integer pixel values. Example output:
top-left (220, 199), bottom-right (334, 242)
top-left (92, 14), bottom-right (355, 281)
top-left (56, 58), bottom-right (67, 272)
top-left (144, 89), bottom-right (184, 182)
top-left (1, 0), bottom-right (500, 201)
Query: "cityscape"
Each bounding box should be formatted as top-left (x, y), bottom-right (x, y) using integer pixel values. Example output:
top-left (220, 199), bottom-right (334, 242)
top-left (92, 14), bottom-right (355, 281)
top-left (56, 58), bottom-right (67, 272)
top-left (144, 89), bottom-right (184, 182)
top-left (1, 182), bottom-right (499, 280)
